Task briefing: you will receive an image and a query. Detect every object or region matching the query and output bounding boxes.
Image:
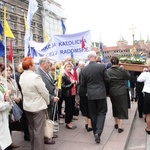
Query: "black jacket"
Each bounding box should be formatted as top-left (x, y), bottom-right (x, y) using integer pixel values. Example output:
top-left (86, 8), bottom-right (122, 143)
top-left (80, 61), bottom-right (110, 100)
top-left (78, 71), bottom-right (87, 97)
top-left (107, 66), bottom-right (131, 96)
top-left (61, 73), bottom-right (74, 97)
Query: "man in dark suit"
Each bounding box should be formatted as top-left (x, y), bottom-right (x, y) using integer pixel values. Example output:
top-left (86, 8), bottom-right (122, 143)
top-left (80, 51), bottom-right (109, 144)
top-left (36, 57), bottom-right (59, 144)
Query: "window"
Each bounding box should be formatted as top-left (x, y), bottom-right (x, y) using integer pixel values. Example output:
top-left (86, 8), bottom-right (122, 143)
top-left (10, 15), bottom-right (17, 21)
top-left (0, 2), bottom-right (4, 9)
top-left (11, 6), bottom-right (15, 12)
top-left (31, 21), bottom-right (35, 26)
top-left (21, 33), bottom-right (25, 39)
top-left (39, 30), bottom-right (42, 35)
top-left (33, 35), bottom-right (36, 40)
top-left (37, 23), bottom-right (42, 28)
top-left (21, 25), bottom-right (24, 31)
top-left (13, 33), bottom-right (18, 38)
top-left (21, 10), bottom-right (24, 15)
top-left (20, 18), bottom-right (24, 23)
top-left (11, 23), bottom-right (16, 29)
top-left (12, 40), bottom-right (16, 47)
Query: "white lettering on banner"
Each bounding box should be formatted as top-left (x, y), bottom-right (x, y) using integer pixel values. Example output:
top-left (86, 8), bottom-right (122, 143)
top-left (26, 30), bottom-right (91, 62)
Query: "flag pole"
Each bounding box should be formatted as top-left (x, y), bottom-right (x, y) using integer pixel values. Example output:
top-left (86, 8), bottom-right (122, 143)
top-left (12, 57), bottom-right (17, 96)
top-left (4, 35), bottom-right (7, 82)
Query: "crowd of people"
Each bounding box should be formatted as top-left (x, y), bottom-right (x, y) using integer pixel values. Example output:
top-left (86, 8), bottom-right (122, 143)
top-left (0, 51), bottom-right (150, 149)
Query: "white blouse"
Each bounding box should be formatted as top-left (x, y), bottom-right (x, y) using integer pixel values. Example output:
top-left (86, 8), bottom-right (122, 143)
top-left (137, 72), bottom-right (150, 93)
top-left (0, 91), bottom-right (12, 150)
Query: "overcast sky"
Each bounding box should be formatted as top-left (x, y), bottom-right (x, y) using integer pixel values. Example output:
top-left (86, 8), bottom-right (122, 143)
top-left (55, 0), bottom-right (150, 46)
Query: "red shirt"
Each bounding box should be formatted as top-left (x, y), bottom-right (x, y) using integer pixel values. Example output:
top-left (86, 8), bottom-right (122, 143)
top-left (65, 71), bottom-right (76, 96)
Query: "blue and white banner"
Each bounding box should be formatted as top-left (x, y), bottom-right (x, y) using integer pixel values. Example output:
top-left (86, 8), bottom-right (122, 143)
top-left (27, 30), bottom-right (91, 63)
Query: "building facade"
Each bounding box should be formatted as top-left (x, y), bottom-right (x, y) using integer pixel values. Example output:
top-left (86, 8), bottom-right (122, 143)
top-left (92, 39), bottom-right (150, 63)
top-left (41, 0), bottom-right (66, 41)
top-left (0, 0), bottom-right (66, 64)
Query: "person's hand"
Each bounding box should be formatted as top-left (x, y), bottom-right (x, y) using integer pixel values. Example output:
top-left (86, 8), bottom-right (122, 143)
top-left (72, 80), bottom-right (76, 84)
top-left (53, 96), bottom-right (59, 102)
top-left (7, 90), bottom-right (11, 95)
top-left (15, 97), bottom-right (21, 103)
top-left (120, 65), bottom-right (124, 69)
top-left (4, 93), bottom-right (10, 102)
top-left (143, 68), bottom-right (148, 72)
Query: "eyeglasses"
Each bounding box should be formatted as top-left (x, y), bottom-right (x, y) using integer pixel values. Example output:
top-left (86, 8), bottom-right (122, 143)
top-left (6, 69), bottom-right (11, 72)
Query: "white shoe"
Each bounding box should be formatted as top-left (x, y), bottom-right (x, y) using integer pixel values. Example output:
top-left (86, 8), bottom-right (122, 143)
top-left (57, 120), bottom-right (64, 124)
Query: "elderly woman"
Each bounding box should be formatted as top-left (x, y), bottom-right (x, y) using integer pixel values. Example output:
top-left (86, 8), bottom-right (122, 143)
top-left (107, 56), bottom-right (131, 133)
top-left (19, 56), bottom-right (49, 150)
top-left (1, 64), bottom-right (22, 107)
top-left (0, 83), bottom-right (12, 150)
top-left (62, 61), bottom-right (77, 129)
top-left (78, 60), bottom-right (92, 131)
top-left (0, 63), bottom-right (12, 150)
top-left (1, 64), bottom-right (22, 148)
top-left (137, 59), bottom-right (150, 134)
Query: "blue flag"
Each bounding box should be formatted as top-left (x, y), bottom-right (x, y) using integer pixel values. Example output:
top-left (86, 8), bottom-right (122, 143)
top-left (0, 22), bottom-right (3, 35)
top-left (100, 42), bottom-right (106, 63)
top-left (0, 22), bottom-right (4, 57)
top-left (0, 41), bottom-right (4, 57)
top-left (70, 50), bottom-right (74, 59)
top-left (61, 19), bottom-right (66, 34)
top-left (70, 50), bottom-right (75, 64)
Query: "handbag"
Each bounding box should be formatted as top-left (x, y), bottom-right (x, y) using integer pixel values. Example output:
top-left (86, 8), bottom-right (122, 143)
top-left (44, 110), bottom-right (54, 139)
top-left (10, 100), bottom-right (23, 122)
top-left (73, 102), bottom-right (79, 116)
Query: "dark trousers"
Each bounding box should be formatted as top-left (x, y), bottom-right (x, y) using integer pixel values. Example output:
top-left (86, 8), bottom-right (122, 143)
top-left (25, 110), bottom-right (45, 150)
top-left (4, 145), bottom-right (12, 150)
top-left (88, 99), bottom-right (107, 136)
top-left (80, 96), bottom-right (90, 118)
top-left (47, 102), bottom-right (54, 120)
top-left (20, 109), bottom-right (29, 138)
top-left (58, 96), bottom-right (64, 116)
top-left (138, 92), bottom-right (144, 117)
top-left (64, 95), bottom-right (75, 124)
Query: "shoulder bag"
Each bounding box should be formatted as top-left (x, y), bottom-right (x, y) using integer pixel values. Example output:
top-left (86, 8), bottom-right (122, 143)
top-left (44, 110), bottom-right (54, 139)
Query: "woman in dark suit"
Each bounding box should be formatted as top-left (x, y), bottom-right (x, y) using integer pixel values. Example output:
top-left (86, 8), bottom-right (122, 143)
top-left (78, 61), bottom-right (92, 131)
top-left (107, 56), bottom-right (131, 133)
top-left (62, 61), bottom-right (77, 129)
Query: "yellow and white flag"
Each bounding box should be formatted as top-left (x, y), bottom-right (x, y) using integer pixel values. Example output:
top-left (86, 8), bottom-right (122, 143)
top-left (4, 7), bottom-right (15, 39)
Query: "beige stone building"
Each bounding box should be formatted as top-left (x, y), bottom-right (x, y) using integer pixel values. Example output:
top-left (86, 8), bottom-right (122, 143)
top-left (92, 39), bottom-right (150, 63)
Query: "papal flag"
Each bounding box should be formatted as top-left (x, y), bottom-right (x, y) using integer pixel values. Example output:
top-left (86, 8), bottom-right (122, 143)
top-left (4, 7), bottom-right (15, 39)
top-left (58, 64), bottom-right (62, 90)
